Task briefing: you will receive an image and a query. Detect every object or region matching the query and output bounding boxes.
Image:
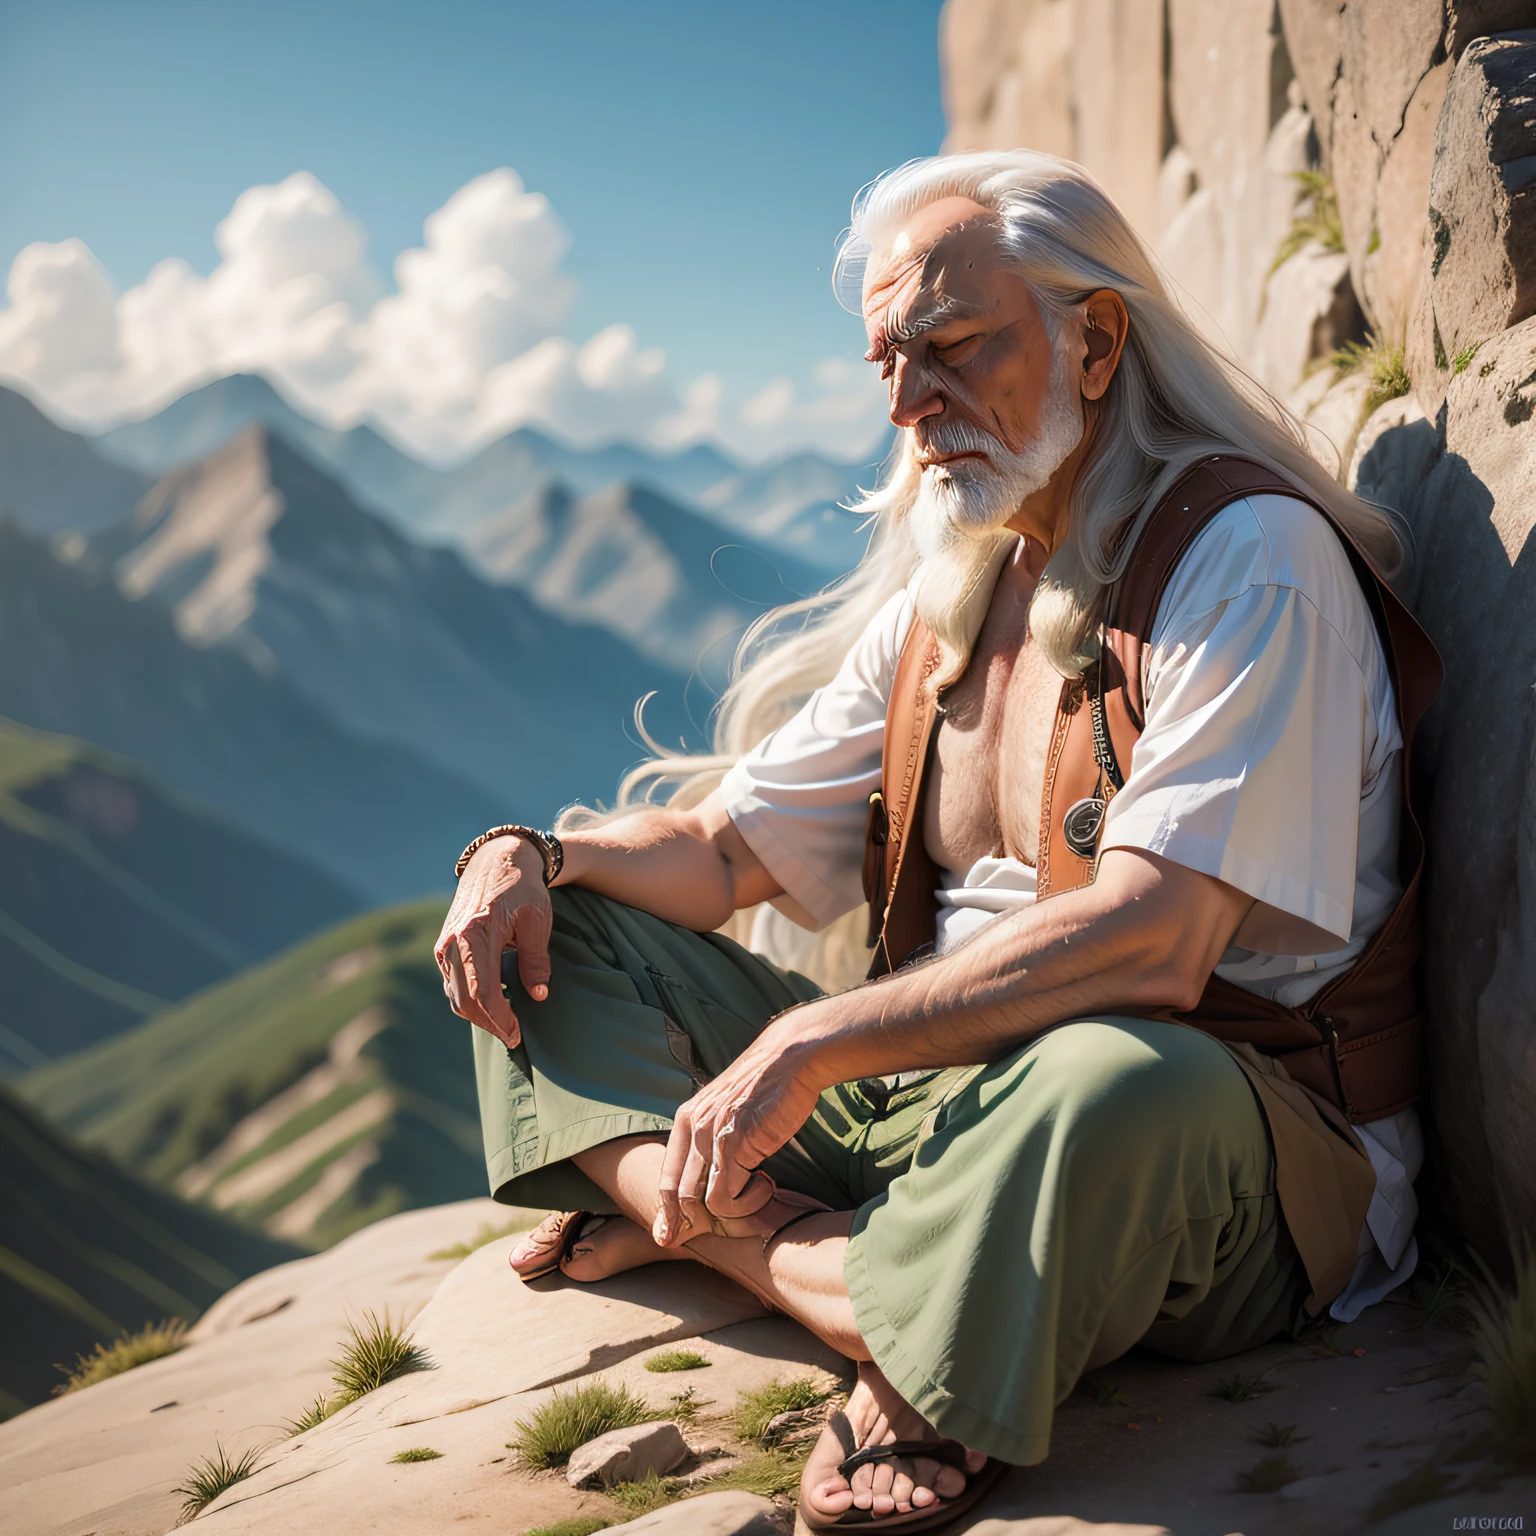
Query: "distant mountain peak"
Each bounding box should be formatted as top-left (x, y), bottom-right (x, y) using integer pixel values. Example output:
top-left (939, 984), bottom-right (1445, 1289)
top-left (116, 424), bottom-right (286, 647)
top-left (0, 384), bottom-right (153, 538)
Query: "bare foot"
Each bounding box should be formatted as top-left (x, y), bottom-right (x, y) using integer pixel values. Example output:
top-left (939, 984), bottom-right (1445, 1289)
top-left (560, 1214), bottom-right (689, 1282)
top-left (510, 1211), bottom-right (686, 1282)
top-left (800, 1361), bottom-right (988, 1526)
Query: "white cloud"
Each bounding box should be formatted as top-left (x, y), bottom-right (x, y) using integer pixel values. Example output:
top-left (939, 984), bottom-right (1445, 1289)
top-left (0, 169), bottom-right (889, 464)
top-left (680, 356), bottom-right (889, 461)
top-left (0, 239), bottom-right (123, 398)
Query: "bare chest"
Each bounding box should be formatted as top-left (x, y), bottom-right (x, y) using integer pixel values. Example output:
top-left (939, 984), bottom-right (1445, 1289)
top-left (922, 592), bottom-right (1068, 878)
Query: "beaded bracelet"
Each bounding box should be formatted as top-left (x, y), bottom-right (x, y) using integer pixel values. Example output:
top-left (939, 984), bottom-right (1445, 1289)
top-left (454, 824), bottom-right (564, 884)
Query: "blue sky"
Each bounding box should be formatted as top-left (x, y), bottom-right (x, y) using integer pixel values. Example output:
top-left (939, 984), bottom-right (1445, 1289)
top-left (0, 0), bottom-right (945, 447)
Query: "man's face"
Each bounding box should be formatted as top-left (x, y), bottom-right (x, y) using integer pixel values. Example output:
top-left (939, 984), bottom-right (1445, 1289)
top-left (862, 196), bottom-right (1082, 538)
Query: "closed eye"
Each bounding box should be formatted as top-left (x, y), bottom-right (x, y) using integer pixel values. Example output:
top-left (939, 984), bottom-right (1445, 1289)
top-left (932, 333), bottom-right (985, 367)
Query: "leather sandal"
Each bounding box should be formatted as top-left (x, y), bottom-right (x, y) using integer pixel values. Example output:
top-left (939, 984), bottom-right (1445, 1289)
top-left (508, 1210), bottom-right (604, 1282)
top-left (798, 1408), bottom-right (1007, 1531)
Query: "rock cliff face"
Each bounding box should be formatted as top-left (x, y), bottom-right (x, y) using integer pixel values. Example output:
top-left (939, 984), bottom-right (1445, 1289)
top-left (942, 1), bottom-right (1532, 399)
top-left (1361, 319), bottom-right (1536, 1264)
top-left (939, 2), bottom-right (1536, 1260)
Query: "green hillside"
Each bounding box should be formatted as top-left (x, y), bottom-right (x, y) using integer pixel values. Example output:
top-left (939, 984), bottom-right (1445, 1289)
top-left (0, 714), bottom-right (360, 1069)
top-left (21, 900), bottom-right (487, 1250)
top-left (0, 1080), bottom-right (300, 1415)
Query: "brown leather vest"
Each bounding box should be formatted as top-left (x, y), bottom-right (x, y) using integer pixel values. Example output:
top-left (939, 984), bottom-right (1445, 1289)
top-left (861, 455), bottom-right (1443, 1124)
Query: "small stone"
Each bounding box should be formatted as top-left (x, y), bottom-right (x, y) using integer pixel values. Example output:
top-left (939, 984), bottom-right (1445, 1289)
top-left (599, 1489), bottom-right (780, 1534)
top-left (564, 1419), bottom-right (690, 1489)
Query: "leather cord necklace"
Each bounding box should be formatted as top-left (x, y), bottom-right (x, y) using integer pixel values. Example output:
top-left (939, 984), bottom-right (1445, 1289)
top-left (1061, 637), bottom-right (1125, 858)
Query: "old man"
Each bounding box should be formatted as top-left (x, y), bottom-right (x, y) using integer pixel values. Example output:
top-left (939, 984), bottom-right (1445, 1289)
top-left (436, 151), bottom-right (1439, 1530)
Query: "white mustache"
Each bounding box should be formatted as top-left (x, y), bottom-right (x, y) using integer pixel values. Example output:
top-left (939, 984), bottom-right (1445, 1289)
top-left (917, 420), bottom-right (1004, 462)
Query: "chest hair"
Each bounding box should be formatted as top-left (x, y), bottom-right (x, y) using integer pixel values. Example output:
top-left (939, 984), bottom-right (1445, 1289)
top-left (922, 561), bottom-right (1068, 876)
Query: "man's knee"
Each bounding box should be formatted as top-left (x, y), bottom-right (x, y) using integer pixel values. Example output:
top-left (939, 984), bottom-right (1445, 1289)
top-left (1026, 1018), bottom-right (1260, 1158)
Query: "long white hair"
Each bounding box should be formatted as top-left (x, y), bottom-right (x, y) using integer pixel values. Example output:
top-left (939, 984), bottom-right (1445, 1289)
top-left (561, 151), bottom-right (1402, 978)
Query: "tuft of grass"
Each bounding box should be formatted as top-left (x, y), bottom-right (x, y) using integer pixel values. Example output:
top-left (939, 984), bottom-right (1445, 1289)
top-left (284, 1393), bottom-right (339, 1436)
top-left (1255, 1421), bottom-right (1305, 1449)
top-left (734, 1378), bottom-right (831, 1444)
top-left (698, 1446), bottom-right (810, 1499)
top-left (1236, 1453), bottom-right (1299, 1493)
top-left (330, 1310), bottom-right (432, 1402)
top-left (428, 1218), bottom-right (536, 1261)
top-left (284, 1311), bottom-right (432, 1436)
top-left (54, 1318), bottom-right (189, 1395)
top-left (510, 1380), bottom-right (661, 1471)
top-left (1407, 1261), bottom-right (1473, 1332)
top-left (1329, 334), bottom-right (1412, 417)
top-left (606, 1471), bottom-right (675, 1518)
top-left (173, 1441), bottom-right (264, 1520)
top-left (389, 1446), bottom-right (443, 1463)
top-left (1270, 169), bottom-right (1345, 273)
top-left (1451, 343), bottom-right (1483, 377)
top-left (526, 1521), bottom-right (613, 1536)
top-left (1214, 1372), bottom-right (1276, 1403)
top-left (645, 1349), bottom-right (710, 1373)
top-left (1466, 1239), bottom-right (1536, 1463)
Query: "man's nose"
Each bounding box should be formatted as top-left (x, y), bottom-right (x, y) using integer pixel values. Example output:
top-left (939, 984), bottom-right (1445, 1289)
top-left (888, 353), bottom-right (943, 428)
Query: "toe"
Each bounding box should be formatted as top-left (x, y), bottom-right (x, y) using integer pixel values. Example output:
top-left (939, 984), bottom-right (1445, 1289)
top-left (889, 1467), bottom-right (916, 1511)
top-left (869, 1460), bottom-right (897, 1516)
top-left (850, 1462), bottom-right (876, 1511)
top-left (931, 1460), bottom-right (968, 1500)
top-left (909, 1457), bottom-right (942, 1507)
top-left (810, 1477), bottom-right (855, 1517)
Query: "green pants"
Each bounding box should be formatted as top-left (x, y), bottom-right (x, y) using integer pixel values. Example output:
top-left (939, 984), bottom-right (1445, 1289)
top-left (474, 888), bottom-right (1307, 1465)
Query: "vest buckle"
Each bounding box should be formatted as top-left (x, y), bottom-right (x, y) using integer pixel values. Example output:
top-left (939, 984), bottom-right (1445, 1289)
top-left (1062, 796), bottom-right (1106, 859)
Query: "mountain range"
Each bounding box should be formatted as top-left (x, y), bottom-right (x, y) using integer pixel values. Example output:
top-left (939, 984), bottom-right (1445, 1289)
top-left (1, 1079), bottom-right (299, 1413)
top-left (0, 367), bottom-right (884, 1274)
top-left (92, 372), bottom-right (882, 574)
top-left (0, 714), bottom-right (358, 1071)
top-left (0, 387), bottom-right (152, 537)
top-left (89, 374), bottom-right (873, 675)
top-left (22, 899), bottom-right (482, 1252)
top-left (87, 425), bottom-right (694, 802)
top-left (0, 379), bottom-right (874, 898)
top-left (0, 509), bottom-right (503, 901)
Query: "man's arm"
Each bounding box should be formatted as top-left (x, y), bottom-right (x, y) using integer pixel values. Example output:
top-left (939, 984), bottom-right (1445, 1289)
top-left (792, 846), bottom-right (1249, 1081)
top-left (653, 847), bottom-right (1253, 1243)
top-left (555, 792), bottom-right (783, 928)
top-left (435, 790), bottom-right (781, 1047)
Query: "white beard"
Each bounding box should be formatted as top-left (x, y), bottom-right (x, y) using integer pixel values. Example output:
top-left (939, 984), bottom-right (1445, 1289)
top-left (907, 341), bottom-right (1083, 675)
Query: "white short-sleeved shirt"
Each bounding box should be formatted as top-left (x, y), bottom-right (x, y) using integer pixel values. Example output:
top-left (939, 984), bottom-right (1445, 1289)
top-left (721, 493), bottom-right (1419, 1320)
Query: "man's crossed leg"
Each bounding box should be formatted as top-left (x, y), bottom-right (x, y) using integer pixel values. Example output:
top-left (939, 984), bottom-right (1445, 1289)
top-left (476, 889), bottom-right (1307, 1526)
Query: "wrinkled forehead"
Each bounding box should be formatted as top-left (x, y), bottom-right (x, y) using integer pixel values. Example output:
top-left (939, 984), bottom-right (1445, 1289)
top-left (861, 195), bottom-right (1009, 337)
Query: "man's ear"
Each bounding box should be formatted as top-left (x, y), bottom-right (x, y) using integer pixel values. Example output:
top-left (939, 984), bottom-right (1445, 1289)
top-left (1080, 289), bottom-right (1129, 402)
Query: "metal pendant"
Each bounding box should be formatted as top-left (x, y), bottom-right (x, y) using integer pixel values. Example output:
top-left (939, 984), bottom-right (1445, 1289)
top-left (1062, 796), bottom-right (1106, 859)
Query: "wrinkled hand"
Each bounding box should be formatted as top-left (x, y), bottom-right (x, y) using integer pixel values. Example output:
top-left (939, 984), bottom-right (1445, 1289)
top-left (434, 836), bottom-right (551, 1048)
top-left (653, 1016), bottom-right (824, 1247)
